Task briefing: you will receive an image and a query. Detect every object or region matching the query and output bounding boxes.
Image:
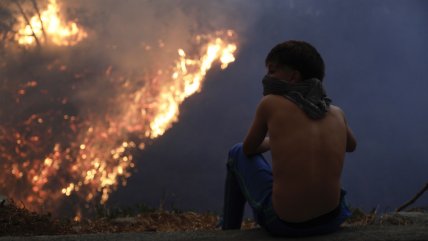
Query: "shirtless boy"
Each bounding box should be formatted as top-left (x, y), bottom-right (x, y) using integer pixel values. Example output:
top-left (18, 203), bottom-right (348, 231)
top-left (222, 40), bottom-right (357, 236)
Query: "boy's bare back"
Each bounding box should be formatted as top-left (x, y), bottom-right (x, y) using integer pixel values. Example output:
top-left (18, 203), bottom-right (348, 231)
top-left (239, 40), bottom-right (356, 228)
top-left (245, 94), bottom-right (356, 222)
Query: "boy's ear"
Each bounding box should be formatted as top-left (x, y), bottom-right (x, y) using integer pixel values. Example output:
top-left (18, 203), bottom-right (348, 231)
top-left (267, 63), bottom-right (277, 74)
top-left (290, 70), bottom-right (302, 83)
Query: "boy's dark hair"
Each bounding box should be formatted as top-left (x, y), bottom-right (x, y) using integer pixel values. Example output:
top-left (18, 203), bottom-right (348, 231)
top-left (265, 40), bottom-right (325, 81)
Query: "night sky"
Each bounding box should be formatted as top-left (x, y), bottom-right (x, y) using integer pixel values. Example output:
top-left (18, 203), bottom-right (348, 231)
top-left (103, 0), bottom-right (428, 213)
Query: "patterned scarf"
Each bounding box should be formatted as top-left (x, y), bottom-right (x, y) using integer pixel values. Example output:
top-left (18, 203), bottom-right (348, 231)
top-left (262, 75), bottom-right (331, 119)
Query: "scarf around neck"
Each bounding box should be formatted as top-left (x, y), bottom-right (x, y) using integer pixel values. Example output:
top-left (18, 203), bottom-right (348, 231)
top-left (262, 75), bottom-right (331, 119)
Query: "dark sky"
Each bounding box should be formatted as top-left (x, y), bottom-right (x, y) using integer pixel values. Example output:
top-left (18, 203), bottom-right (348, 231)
top-left (109, 0), bottom-right (428, 213)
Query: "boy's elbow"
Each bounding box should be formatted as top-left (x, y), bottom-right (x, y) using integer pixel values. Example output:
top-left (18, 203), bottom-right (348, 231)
top-left (242, 143), bottom-right (254, 156)
top-left (346, 140), bottom-right (357, 152)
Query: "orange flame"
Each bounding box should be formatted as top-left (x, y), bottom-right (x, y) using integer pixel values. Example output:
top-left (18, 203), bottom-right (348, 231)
top-left (150, 35), bottom-right (237, 138)
top-left (15, 0), bottom-right (87, 46)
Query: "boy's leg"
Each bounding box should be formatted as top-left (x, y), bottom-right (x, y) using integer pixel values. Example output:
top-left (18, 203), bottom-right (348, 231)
top-left (222, 169), bottom-right (246, 229)
top-left (222, 143), bottom-right (273, 229)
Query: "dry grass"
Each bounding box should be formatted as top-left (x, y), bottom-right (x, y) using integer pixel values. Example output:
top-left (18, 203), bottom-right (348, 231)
top-left (0, 199), bottom-right (69, 236)
top-left (344, 207), bottom-right (428, 226)
top-left (0, 199), bottom-right (256, 236)
top-left (2, 200), bottom-right (423, 236)
top-left (344, 208), bottom-right (377, 226)
top-left (72, 211), bottom-right (256, 234)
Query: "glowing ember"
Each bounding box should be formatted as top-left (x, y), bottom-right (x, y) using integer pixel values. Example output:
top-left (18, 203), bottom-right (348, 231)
top-left (15, 0), bottom-right (87, 46)
top-left (2, 26), bottom-right (237, 215)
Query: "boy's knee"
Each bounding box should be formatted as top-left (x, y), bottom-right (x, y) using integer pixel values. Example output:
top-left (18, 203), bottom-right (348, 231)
top-left (228, 143), bottom-right (244, 158)
top-left (227, 143), bottom-right (243, 169)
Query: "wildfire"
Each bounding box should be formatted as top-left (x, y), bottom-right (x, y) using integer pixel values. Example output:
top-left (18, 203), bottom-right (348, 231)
top-left (149, 34), bottom-right (237, 138)
top-left (15, 0), bottom-right (87, 46)
top-left (2, 0), bottom-right (238, 216)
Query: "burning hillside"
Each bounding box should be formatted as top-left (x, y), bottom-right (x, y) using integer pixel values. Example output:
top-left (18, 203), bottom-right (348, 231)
top-left (0, 0), bottom-right (238, 219)
top-left (15, 0), bottom-right (88, 46)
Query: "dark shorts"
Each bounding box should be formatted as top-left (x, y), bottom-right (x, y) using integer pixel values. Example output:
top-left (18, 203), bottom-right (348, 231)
top-left (227, 143), bottom-right (352, 237)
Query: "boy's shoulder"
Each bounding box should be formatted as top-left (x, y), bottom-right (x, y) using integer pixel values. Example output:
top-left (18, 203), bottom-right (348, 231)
top-left (329, 105), bottom-right (346, 119)
top-left (260, 94), bottom-right (296, 108)
top-left (259, 94), bottom-right (304, 114)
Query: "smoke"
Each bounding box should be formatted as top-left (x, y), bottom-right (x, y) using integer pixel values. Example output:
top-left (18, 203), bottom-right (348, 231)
top-left (60, 0), bottom-right (255, 66)
top-left (58, 0), bottom-right (261, 119)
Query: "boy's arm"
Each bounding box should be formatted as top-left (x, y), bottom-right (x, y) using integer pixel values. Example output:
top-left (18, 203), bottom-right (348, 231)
top-left (346, 124), bottom-right (357, 152)
top-left (243, 98), bottom-right (270, 156)
top-left (338, 107), bottom-right (357, 152)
